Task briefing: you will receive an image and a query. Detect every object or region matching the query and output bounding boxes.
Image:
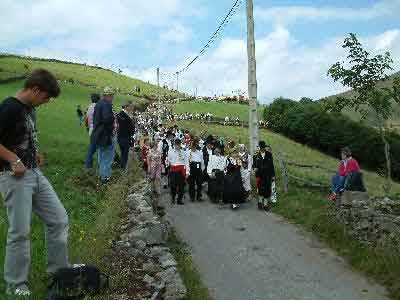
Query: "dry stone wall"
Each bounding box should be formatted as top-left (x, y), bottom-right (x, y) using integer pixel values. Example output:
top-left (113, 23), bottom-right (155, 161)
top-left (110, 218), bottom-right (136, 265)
top-left (334, 191), bottom-right (400, 252)
top-left (116, 180), bottom-right (187, 300)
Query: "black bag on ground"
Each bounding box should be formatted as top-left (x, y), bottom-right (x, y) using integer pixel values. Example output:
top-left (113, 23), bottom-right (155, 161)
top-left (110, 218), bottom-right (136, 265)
top-left (47, 265), bottom-right (109, 300)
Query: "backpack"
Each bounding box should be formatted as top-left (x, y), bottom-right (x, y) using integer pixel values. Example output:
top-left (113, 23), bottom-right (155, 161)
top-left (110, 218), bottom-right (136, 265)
top-left (47, 265), bottom-right (109, 300)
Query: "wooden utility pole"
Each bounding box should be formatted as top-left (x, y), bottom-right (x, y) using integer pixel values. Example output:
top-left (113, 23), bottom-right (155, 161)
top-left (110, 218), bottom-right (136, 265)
top-left (246, 0), bottom-right (259, 154)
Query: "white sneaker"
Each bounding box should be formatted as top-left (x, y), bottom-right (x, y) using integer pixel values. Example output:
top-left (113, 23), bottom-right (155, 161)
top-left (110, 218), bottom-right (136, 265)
top-left (6, 287), bottom-right (31, 298)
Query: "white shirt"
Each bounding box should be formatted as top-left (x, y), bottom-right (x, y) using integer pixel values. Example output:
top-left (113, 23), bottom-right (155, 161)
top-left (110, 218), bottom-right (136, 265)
top-left (189, 150), bottom-right (204, 171)
top-left (207, 155), bottom-right (226, 176)
top-left (167, 148), bottom-right (190, 173)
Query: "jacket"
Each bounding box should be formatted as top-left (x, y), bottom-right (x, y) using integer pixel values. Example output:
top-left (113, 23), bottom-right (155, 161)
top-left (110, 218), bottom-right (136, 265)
top-left (91, 99), bottom-right (114, 147)
top-left (117, 110), bottom-right (134, 143)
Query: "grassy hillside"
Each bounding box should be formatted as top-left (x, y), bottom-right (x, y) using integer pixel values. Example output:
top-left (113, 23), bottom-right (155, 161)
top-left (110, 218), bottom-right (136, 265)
top-left (0, 54), bottom-right (180, 98)
top-left (170, 101), bottom-right (263, 122)
top-left (321, 71), bottom-right (400, 127)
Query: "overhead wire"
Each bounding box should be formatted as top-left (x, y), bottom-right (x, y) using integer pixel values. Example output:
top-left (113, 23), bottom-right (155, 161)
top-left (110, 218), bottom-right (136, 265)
top-left (163, 0), bottom-right (243, 79)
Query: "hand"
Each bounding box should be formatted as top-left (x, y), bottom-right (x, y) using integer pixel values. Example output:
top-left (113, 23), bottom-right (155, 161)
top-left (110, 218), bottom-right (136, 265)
top-left (36, 153), bottom-right (45, 167)
top-left (11, 160), bottom-right (27, 177)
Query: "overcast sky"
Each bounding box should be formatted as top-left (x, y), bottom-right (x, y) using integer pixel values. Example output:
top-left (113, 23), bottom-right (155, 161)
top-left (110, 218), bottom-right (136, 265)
top-left (1, 0), bottom-right (400, 103)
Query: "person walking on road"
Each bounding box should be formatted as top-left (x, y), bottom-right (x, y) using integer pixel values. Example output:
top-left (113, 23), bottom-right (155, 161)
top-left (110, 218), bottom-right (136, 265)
top-left (188, 138), bottom-right (204, 202)
top-left (253, 141), bottom-right (276, 210)
top-left (0, 69), bottom-right (69, 297)
top-left (167, 139), bottom-right (189, 205)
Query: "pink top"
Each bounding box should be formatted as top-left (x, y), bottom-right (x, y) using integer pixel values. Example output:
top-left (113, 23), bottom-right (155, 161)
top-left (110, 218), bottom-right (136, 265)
top-left (338, 158), bottom-right (360, 176)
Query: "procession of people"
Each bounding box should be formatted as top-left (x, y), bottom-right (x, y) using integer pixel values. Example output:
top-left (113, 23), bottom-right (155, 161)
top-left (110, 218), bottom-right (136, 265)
top-left (129, 102), bottom-right (278, 210)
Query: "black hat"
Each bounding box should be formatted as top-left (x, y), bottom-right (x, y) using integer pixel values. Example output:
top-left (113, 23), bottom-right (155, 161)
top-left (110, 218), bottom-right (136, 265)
top-left (259, 140), bottom-right (267, 149)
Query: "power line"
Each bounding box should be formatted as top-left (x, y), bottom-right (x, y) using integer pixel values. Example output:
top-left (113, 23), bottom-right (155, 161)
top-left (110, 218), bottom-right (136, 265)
top-left (175, 0), bottom-right (243, 76)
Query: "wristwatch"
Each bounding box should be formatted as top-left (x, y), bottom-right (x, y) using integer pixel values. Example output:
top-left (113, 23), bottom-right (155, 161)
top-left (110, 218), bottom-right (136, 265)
top-left (11, 159), bottom-right (22, 167)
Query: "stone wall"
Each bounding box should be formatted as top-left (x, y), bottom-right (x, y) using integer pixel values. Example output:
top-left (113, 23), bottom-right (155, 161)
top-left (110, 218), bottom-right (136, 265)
top-left (116, 180), bottom-right (187, 300)
top-left (334, 191), bottom-right (400, 252)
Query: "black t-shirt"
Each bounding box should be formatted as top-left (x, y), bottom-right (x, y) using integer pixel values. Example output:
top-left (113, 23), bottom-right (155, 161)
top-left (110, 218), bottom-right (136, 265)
top-left (0, 97), bottom-right (37, 170)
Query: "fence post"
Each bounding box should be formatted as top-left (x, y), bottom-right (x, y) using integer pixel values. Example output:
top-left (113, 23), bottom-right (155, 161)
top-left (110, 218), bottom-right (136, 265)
top-left (278, 152), bottom-right (289, 193)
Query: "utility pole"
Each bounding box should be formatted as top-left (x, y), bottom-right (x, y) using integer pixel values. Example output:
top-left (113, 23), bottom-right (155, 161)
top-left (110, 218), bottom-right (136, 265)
top-left (246, 0), bottom-right (259, 155)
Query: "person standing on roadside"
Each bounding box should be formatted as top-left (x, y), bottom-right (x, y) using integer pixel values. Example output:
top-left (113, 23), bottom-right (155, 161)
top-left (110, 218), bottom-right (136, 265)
top-left (0, 69), bottom-right (69, 297)
top-left (84, 93), bottom-right (100, 169)
top-left (91, 87), bottom-right (115, 184)
top-left (117, 103), bottom-right (135, 169)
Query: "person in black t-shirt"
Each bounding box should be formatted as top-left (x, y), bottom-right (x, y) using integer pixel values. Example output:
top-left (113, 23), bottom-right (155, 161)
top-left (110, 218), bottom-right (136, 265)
top-left (0, 69), bottom-right (70, 297)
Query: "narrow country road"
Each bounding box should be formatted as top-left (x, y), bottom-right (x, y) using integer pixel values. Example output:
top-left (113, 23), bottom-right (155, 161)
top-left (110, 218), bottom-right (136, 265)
top-left (161, 191), bottom-right (389, 300)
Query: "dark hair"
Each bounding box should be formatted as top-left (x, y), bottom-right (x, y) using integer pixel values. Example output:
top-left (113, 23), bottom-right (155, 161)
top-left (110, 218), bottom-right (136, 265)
top-left (90, 93), bottom-right (100, 103)
top-left (24, 69), bottom-right (60, 98)
top-left (341, 147), bottom-right (352, 157)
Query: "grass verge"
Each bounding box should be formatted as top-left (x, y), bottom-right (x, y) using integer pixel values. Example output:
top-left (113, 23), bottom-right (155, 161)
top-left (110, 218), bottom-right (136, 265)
top-left (168, 230), bottom-right (211, 300)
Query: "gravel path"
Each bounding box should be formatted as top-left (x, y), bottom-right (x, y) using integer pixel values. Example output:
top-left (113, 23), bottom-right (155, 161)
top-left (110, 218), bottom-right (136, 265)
top-left (161, 190), bottom-right (389, 300)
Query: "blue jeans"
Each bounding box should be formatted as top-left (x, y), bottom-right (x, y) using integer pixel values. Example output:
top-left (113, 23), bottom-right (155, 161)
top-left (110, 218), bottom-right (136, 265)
top-left (85, 140), bottom-right (97, 169)
top-left (332, 174), bottom-right (346, 194)
top-left (98, 141), bottom-right (115, 180)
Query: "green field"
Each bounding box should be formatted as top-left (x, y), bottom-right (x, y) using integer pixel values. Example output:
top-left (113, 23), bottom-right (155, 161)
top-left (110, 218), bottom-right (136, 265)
top-left (0, 54), bottom-right (180, 98)
top-left (170, 101), bottom-right (264, 122)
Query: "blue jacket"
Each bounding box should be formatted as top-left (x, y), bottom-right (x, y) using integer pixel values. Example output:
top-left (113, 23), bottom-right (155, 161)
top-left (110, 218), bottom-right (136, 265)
top-left (91, 99), bottom-right (114, 147)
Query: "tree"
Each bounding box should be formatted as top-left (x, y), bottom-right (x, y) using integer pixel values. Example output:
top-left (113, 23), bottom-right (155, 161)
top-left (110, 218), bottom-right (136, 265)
top-left (299, 97), bottom-right (314, 104)
top-left (327, 33), bottom-right (400, 193)
top-left (263, 97), bottom-right (297, 129)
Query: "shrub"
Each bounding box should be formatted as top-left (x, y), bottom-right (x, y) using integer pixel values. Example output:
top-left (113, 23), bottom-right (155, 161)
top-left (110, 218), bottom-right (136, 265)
top-left (266, 101), bottom-right (400, 180)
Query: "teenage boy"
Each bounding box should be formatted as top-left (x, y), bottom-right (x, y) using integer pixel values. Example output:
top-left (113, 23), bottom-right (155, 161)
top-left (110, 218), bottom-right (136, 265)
top-left (0, 69), bottom-right (69, 297)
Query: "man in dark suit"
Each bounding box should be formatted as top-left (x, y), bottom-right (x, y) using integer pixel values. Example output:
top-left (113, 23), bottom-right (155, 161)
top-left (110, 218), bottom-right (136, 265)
top-left (91, 87), bottom-right (115, 183)
top-left (117, 103), bottom-right (135, 169)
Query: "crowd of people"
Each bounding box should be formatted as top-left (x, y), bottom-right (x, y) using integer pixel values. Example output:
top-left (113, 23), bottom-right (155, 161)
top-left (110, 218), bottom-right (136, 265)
top-left (130, 103), bottom-right (278, 210)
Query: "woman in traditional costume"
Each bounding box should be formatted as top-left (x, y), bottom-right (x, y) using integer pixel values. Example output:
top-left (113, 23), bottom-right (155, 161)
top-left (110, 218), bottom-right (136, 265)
top-left (223, 147), bottom-right (245, 209)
